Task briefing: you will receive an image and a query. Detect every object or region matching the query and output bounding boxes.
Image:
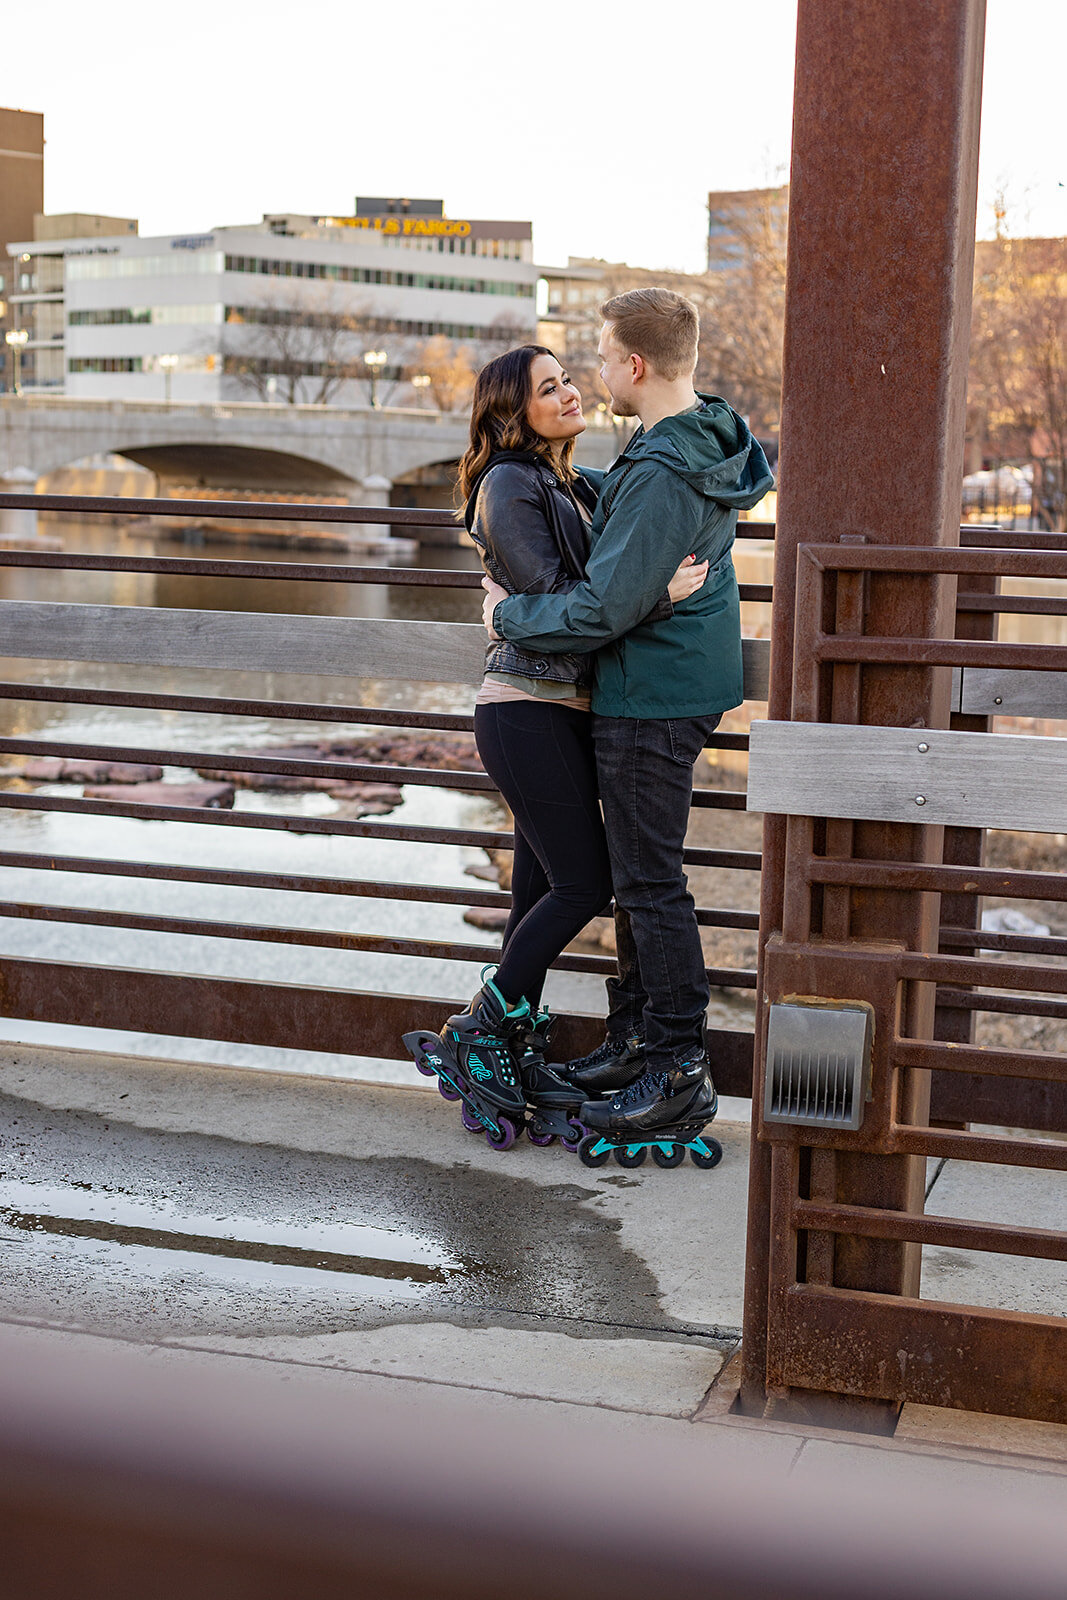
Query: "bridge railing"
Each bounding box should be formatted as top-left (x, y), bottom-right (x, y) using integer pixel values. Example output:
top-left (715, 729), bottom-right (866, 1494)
top-left (0, 491), bottom-right (770, 1084)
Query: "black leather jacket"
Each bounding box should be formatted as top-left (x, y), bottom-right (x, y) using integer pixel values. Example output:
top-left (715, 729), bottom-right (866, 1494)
top-left (465, 452), bottom-right (599, 689)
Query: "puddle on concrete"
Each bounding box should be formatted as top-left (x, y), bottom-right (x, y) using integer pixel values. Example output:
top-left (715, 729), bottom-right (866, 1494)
top-left (0, 1178), bottom-right (474, 1295)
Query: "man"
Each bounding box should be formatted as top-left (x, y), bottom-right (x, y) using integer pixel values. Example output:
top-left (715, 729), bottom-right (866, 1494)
top-left (482, 287), bottom-right (774, 1138)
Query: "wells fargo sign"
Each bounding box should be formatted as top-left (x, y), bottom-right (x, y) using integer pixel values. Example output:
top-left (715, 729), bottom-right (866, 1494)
top-left (324, 216), bottom-right (473, 238)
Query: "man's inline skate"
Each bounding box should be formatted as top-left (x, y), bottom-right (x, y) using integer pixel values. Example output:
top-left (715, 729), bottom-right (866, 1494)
top-left (576, 1051), bottom-right (722, 1170)
top-left (557, 1028), bottom-right (648, 1095)
top-left (402, 971), bottom-right (529, 1151)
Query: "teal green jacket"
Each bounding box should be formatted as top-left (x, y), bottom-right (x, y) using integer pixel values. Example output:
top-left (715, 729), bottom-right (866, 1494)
top-left (493, 396), bottom-right (775, 718)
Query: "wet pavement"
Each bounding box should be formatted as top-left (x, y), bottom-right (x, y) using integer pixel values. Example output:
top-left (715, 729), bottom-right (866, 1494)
top-left (0, 1041), bottom-right (748, 1366)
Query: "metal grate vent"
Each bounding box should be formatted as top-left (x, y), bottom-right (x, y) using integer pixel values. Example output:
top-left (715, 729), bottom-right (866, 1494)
top-left (763, 1003), bottom-right (871, 1130)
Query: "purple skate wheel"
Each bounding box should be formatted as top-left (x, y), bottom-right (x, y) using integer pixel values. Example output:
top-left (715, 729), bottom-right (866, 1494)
top-left (560, 1117), bottom-right (587, 1152)
top-left (437, 1078), bottom-right (462, 1103)
top-left (485, 1116), bottom-right (519, 1152)
top-left (461, 1105), bottom-right (483, 1134)
top-left (526, 1129), bottom-right (555, 1148)
top-left (415, 1060), bottom-right (436, 1078)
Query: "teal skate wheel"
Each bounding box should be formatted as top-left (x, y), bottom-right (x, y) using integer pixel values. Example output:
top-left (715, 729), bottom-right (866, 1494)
top-left (689, 1138), bottom-right (723, 1169)
top-left (651, 1143), bottom-right (686, 1168)
top-left (577, 1134), bottom-right (612, 1168)
top-left (614, 1144), bottom-right (646, 1168)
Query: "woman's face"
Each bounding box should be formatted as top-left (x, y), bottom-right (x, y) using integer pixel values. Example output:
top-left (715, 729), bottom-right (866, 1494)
top-left (525, 353), bottom-right (586, 447)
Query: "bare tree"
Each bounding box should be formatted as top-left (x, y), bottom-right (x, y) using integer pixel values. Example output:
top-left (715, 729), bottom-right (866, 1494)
top-left (968, 208), bottom-right (1067, 527)
top-left (221, 286), bottom-right (379, 405)
top-left (415, 335), bottom-right (478, 413)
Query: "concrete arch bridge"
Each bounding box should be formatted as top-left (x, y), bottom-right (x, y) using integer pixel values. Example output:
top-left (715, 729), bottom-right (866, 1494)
top-left (0, 395), bottom-right (619, 503)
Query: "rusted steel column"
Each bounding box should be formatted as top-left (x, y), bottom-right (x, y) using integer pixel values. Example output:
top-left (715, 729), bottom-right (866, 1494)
top-left (743, 0), bottom-right (987, 1416)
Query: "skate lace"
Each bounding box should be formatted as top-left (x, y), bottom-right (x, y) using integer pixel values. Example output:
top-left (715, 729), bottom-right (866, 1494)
top-left (615, 1070), bottom-right (668, 1107)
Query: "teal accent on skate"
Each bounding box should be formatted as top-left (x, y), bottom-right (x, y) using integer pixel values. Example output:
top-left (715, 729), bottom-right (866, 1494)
top-left (590, 1138), bottom-right (612, 1158)
top-left (690, 1137), bottom-right (713, 1157)
top-left (467, 1053), bottom-right (493, 1083)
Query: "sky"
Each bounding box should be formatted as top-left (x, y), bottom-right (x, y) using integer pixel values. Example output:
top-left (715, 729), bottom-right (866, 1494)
top-left (2, 0), bottom-right (1065, 272)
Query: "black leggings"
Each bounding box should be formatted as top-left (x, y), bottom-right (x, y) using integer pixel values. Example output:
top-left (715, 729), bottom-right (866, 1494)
top-left (474, 699), bottom-right (613, 1009)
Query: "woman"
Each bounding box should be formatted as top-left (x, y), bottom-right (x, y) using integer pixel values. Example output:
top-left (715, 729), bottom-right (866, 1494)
top-left (404, 346), bottom-right (706, 1149)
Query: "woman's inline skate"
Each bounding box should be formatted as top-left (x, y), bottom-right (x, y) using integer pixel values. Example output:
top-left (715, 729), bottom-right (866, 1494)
top-left (518, 1008), bottom-right (590, 1151)
top-left (402, 970), bottom-right (529, 1151)
top-left (575, 1051), bottom-right (722, 1171)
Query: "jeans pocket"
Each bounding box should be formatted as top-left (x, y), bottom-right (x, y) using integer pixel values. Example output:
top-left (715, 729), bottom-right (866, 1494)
top-left (665, 713), bottom-right (722, 766)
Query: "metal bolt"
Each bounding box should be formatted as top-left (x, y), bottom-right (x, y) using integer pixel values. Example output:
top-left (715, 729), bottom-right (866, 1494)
top-left (917, 742), bottom-right (929, 753)
top-left (994, 696), bottom-right (1002, 705)
top-left (915, 795), bottom-right (927, 806)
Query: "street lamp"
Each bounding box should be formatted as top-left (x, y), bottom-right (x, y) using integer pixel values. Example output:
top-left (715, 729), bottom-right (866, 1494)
top-left (364, 348), bottom-right (387, 408)
top-left (158, 352), bottom-right (178, 404)
top-left (411, 373), bottom-right (431, 408)
top-left (5, 328), bottom-right (28, 395)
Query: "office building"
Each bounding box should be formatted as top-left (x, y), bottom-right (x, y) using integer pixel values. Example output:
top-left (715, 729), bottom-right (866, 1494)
top-left (0, 107), bottom-right (44, 389)
top-left (7, 199), bottom-right (537, 403)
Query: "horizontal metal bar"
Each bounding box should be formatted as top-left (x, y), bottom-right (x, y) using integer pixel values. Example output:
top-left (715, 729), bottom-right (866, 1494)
top-left (0, 491), bottom-right (457, 526)
top-left (817, 633), bottom-right (1067, 671)
top-left (793, 1200), bottom-right (1067, 1262)
top-left (900, 950), bottom-right (1067, 995)
top-left (0, 849), bottom-right (756, 932)
top-left (0, 899), bottom-right (755, 988)
top-left (0, 791), bottom-right (749, 872)
top-left (0, 737), bottom-right (495, 794)
top-left (0, 681), bottom-right (478, 731)
top-left (893, 1124), bottom-right (1067, 1170)
top-left (781, 1283), bottom-right (1067, 1424)
top-left (933, 988), bottom-right (1067, 1023)
top-left (895, 1037), bottom-right (1067, 1083)
top-left (808, 855), bottom-right (1067, 902)
top-left (939, 925), bottom-right (1067, 959)
top-left (0, 850), bottom-right (513, 909)
top-left (803, 541), bottom-right (1067, 578)
top-left (0, 789), bottom-right (514, 849)
top-left (957, 592), bottom-right (1067, 616)
top-left (0, 549), bottom-right (480, 584)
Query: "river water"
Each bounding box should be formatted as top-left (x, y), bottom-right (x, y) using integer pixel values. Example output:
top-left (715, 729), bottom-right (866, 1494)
top-left (0, 518), bottom-right (607, 1083)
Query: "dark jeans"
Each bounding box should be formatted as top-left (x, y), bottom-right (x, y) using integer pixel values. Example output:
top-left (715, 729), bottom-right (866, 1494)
top-left (592, 712), bottom-right (722, 1068)
top-left (475, 700), bottom-right (613, 1009)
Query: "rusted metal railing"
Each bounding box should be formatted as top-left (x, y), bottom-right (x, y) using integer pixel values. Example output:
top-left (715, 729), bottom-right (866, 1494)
top-left (0, 491), bottom-right (770, 1084)
top-left (747, 534), bottom-right (1067, 1425)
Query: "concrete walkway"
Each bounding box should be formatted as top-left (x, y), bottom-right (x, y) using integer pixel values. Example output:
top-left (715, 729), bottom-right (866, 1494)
top-left (2, 1040), bottom-right (1066, 1507)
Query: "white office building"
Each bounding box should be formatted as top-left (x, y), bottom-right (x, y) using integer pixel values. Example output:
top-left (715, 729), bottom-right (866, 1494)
top-left (8, 200), bottom-right (538, 405)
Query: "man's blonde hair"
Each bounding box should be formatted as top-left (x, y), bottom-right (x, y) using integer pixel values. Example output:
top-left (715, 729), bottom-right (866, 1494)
top-left (599, 287), bottom-right (699, 381)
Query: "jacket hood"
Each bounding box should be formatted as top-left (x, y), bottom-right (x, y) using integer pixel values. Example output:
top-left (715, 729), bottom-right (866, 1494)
top-left (623, 395), bottom-right (775, 511)
top-left (462, 450), bottom-right (547, 531)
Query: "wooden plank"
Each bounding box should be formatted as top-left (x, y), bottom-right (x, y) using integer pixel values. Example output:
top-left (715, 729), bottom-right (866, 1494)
top-left (747, 719), bottom-right (1067, 833)
top-left (0, 599), bottom-right (771, 699)
top-left (960, 666), bottom-right (1067, 718)
top-left (0, 601), bottom-right (488, 685)
top-left (782, 1283), bottom-right (1067, 1424)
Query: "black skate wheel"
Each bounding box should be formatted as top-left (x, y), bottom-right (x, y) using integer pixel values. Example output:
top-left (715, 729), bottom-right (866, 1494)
top-left (560, 1117), bottom-right (586, 1153)
top-left (461, 1105), bottom-right (483, 1134)
top-left (577, 1134), bottom-right (612, 1168)
top-left (437, 1078), bottom-right (462, 1103)
top-left (614, 1144), bottom-right (646, 1168)
top-left (526, 1129), bottom-right (555, 1147)
top-left (651, 1143), bottom-right (686, 1168)
top-left (690, 1138), bottom-right (723, 1169)
top-left (485, 1116), bottom-right (520, 1152)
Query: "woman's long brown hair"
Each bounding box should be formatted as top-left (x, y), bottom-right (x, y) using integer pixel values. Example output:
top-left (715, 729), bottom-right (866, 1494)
top-left (456, 345), bottom-right (578, 507)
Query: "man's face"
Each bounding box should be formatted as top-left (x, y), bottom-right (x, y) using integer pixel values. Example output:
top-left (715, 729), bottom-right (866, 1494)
top-left (597, 323), bottom-right (639, 417)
